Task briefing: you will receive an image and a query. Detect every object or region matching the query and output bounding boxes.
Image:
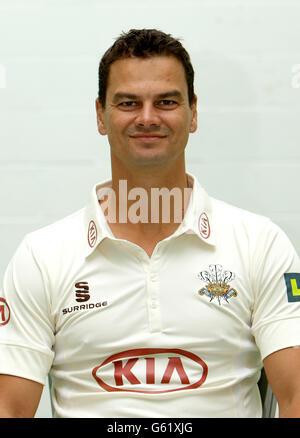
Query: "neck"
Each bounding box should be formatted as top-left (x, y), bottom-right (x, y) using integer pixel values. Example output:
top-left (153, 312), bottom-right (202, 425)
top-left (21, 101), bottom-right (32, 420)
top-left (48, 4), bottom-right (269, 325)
top-left (101, 155), bottom-right (192, 228)
top-left (111, 151), bottom-right (188, 190)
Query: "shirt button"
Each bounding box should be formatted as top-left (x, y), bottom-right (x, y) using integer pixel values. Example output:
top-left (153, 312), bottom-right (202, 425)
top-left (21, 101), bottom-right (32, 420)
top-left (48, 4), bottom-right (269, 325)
top-left (150, 273), bottom-right (157, 282)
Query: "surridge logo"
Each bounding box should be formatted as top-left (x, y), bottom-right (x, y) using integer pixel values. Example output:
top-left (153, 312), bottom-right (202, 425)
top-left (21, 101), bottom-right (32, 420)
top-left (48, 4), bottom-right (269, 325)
top-left (75, 281), bottom-right (90, 302)
top-left (62, 281), bottom-right (108, 315)
top-left (92, 348), bottom-right (208, 393)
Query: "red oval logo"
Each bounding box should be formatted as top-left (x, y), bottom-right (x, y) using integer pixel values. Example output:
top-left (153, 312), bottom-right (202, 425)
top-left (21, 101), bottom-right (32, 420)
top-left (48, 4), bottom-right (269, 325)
top-left (88, 220), bottom-right (97, 248)
top-left (198, 212), bottom-right (210, 239)
top-left (0, 298), bottom-right (11, 326)
top-left (92, 348), bottom-right (208, 394)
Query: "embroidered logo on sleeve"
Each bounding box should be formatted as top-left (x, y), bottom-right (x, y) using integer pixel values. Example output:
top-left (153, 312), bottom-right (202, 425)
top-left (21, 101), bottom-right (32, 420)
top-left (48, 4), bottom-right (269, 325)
top-left (0, 298), bottom-right (11, 326)
top-left (197, 264), bottom-right (238, 306)
top-left (284, 273), bottom-right (300, 302)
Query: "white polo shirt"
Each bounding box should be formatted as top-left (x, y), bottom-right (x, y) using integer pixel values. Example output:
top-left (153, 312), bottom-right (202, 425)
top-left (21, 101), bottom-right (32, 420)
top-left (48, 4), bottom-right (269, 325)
top-left (1, 174), bottom-right (300, 418)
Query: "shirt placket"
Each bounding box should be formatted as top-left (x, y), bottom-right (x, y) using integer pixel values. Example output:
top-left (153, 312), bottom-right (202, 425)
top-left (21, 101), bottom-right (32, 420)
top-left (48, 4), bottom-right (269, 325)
top-left (139, 250), bottom-right (162, 333)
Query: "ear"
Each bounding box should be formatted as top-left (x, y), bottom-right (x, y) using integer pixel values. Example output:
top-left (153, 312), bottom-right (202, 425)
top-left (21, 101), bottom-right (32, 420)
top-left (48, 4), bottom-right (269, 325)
top-left (95, 98), bottom-right (107, 135)
top-left (189, 94), bottom-right (197, 134)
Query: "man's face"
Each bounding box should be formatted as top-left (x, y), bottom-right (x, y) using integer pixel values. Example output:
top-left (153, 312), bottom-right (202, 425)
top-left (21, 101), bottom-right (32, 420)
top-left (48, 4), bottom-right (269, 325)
top-left (96, 55), bottom-right (197, 171)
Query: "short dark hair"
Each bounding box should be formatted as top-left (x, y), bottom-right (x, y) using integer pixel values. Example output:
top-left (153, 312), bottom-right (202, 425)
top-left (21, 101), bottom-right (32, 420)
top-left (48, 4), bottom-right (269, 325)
top-left (98, 28), bottom-right (195, 108)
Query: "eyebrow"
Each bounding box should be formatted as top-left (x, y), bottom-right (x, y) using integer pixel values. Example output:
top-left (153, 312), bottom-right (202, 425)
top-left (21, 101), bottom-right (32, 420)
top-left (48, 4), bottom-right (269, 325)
top-left (112, 90), bottom-right (184, 103)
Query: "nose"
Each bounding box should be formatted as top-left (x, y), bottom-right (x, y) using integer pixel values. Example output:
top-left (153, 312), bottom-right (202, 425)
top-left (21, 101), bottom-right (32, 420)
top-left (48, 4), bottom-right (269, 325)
top-left (135, 102), bottom-right (161, 129)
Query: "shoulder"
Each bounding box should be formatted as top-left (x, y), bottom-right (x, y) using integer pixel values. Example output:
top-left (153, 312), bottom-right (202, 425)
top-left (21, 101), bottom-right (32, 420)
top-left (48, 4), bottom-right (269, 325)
top-left (22, 208), bottom-right (85, 260)
top-left (209, 196), bottom-right (288, 253)
top-left (211, 196), bottom-right (275, 232)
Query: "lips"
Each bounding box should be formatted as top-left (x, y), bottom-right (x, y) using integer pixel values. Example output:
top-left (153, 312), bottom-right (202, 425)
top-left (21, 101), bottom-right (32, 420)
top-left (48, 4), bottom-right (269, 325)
top-left (130, 134), bottom-right (166, 142)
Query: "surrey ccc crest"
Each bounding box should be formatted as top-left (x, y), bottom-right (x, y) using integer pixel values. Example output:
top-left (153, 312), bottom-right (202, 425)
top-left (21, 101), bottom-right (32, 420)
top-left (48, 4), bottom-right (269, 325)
top-left (197, 264), bottom-right (237, 305)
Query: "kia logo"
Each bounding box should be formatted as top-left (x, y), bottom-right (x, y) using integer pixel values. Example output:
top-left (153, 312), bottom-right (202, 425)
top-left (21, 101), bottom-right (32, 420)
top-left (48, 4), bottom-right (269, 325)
top-left (88, 220), bottom-right (97, 248)
top-left (198, 212), bottom-right (210, 239)
top-left (92, 348), bottom-right (208, 394)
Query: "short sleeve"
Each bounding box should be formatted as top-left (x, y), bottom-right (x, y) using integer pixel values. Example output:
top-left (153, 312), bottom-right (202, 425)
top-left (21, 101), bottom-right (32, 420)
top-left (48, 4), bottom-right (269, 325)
top-left (251, 221), bottom-right (300, 360)
top-left (0, 236), bottom-right (55, 384)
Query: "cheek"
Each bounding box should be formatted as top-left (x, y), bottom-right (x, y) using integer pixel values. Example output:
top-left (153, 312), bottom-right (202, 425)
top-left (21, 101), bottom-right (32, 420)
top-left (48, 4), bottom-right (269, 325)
top-left (171, 115), bottom-right (192, 137)
top-left (108, 115), bottom-right (132, 137)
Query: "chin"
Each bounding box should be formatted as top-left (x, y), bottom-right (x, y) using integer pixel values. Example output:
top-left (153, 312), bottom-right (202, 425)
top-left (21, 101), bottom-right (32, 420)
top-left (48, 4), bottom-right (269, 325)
top-left (131, 152), bottom-right (178, 169)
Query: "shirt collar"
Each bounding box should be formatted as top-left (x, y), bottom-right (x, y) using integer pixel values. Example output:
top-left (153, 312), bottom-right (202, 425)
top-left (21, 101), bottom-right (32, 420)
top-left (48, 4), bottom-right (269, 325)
top-left (179, 173), bottom-right (216, 246)
top-left (83, 179), bottom-right (114, 257)
top-left (83, 173), bottom-right (215, 257)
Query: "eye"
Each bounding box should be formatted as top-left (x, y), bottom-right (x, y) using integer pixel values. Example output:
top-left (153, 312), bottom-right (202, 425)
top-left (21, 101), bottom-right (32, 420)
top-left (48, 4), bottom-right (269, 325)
top-left (118, 101), bottom-right (139, 109)
top-left (157, 100), bottom-right (178, 108)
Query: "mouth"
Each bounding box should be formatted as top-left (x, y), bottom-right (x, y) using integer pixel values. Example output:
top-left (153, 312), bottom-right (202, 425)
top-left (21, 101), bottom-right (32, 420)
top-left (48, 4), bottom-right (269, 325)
top-left (130, 134), bottom-right (166, 142)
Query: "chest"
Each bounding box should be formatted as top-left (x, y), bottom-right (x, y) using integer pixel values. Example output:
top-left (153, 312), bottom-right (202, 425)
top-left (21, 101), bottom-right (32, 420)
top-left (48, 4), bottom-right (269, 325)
top-left (50, 234), bottom-right (260, 395)
top-left (53, 234), bottom-right (254, 354)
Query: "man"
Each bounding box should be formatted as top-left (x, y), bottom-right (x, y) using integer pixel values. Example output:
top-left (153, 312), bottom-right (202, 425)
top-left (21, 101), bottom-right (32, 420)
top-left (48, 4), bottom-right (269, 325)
top-left (1, 28), bottom-right (300, 418)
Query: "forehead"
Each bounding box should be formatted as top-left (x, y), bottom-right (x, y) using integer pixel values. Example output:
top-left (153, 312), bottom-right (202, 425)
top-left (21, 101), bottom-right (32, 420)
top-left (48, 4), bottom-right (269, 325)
top-left (106, 55), bottom-right (188, 97)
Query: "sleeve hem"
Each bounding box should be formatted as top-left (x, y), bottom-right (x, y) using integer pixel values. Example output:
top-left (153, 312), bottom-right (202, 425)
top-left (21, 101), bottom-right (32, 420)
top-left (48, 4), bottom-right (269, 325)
top-left (253, 318), bottom-right (300, 361)
top-left (0, 343), bottom-right (54, 385)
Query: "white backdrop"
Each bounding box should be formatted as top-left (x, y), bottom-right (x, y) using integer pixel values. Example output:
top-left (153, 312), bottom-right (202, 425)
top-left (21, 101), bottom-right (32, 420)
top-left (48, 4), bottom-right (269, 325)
top-left (0, 0), bottom-right (299, 418)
